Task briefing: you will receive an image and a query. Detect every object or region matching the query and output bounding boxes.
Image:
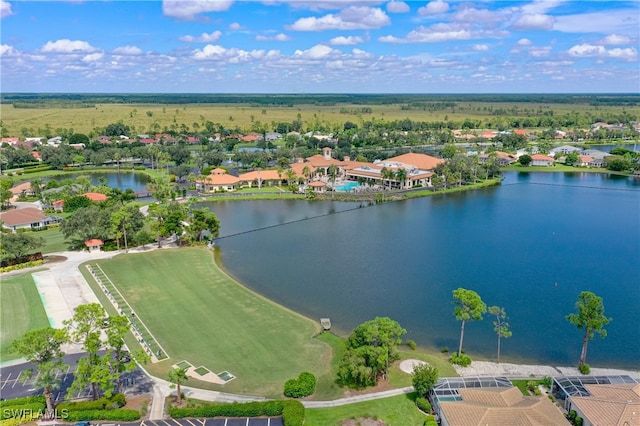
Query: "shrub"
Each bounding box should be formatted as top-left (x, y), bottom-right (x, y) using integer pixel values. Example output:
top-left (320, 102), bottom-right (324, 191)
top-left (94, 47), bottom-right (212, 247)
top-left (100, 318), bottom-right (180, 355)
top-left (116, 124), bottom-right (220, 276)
top-left (449, 352), bottom-right (472, 367)
top-left (57, 394), bottom-right (126, 412)
top-left (1, 403), bottom-right (46, 419)
top-left (282, 400), bottom-right (304, 426)
top-left (415, 397), bottom-right (431, 413)
top-left (407, 340), bottom-right (417, 350)
top-left (440, 347), bottom-right (448, 353)
top-left (568, 410), bottom-right (577, 421)
top-left (283, 372), bottom-right (316, 398)
top-left (578, 363), bottom-right (590, 374)
top-left (574, 416), bottom-right (583, 426)
top-left (541, 376), bottom-right (552, 389)
top-left (0, 396), bottom-right (46, 408)
top-left (64, 409), bottom-right (140, 422)
top-left (170, 401), bottom-right (285, 418)
top-left (526, 381), bottom-right (538, 393)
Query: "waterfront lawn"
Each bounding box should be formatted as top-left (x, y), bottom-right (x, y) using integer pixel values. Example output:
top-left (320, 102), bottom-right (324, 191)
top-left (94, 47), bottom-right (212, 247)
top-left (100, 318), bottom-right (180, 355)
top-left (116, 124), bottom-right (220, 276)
top-left (313, 332), bottom-right (348, 400)
top-left (389, 350), bottom-right (459, 389)
top-left (84, 247), bottom-right (332, 398)
top-left (305, 393), bottom-right (427, 426)
top-left (0, 273), bottom-right (50, 360)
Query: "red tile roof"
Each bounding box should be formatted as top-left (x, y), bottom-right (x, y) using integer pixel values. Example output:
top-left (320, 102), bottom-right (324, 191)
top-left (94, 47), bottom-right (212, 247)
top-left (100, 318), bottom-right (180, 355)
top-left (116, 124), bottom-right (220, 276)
top-left (83, 192), bottom-right (108, 201)
top-left (84, 239), bottom-right (104, 247)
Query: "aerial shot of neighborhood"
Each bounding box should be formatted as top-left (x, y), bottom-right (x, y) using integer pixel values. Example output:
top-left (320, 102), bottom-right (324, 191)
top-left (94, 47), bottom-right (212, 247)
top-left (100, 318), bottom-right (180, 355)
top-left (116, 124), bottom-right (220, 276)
top-left (1, 1), bottom-right (639, 425)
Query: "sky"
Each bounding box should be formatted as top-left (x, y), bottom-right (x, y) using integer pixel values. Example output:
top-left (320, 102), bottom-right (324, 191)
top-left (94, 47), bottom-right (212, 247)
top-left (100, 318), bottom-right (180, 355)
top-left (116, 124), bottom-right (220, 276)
top-left (1, 0), bottom-right (639, 93)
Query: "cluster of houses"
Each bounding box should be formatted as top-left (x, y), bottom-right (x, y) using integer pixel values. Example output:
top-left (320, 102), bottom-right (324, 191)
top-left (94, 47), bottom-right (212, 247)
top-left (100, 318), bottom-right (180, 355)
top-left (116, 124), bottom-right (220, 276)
top-left (195, 147), bottom-right (445, 193)
top-left (430, 374), bottom-right (639, 426)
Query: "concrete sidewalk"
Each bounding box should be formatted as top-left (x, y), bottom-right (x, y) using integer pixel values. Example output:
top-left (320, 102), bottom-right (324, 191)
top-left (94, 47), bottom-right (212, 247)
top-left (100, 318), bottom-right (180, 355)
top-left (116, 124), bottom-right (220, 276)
top-left (301, 386), bottom-right (414, 408)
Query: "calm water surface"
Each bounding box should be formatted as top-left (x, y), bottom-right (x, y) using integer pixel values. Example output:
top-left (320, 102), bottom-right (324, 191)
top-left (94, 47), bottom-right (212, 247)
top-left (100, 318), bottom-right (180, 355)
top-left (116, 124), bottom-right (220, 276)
top-left (208, 172), bottom-right (640, 368)
top-left (47, 172), bottom-right (150, 192)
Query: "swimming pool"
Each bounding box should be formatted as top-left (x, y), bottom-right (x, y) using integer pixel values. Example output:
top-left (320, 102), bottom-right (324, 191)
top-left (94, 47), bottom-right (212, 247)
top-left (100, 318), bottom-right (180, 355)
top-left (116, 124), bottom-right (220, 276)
top-left (333, 181), bottom-right (361, 192)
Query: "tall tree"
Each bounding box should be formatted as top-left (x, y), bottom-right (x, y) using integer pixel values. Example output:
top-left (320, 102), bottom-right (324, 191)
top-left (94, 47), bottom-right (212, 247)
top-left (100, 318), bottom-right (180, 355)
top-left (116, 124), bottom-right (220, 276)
top-left (488, 306), bottom-right (512, 363)
top-left (104, 315), bottom-right (147, 393)
top-left (0, 176), bottom-right (13, 209)
top-left (168, 367), bottom-right (189, 404)
top-left (12, 328), bottom-right (68, 418)
top-left (342, 317), bottom-right (406, 383)
top-left (64, 303), bottom-right (110, 399)
top-left (0, 232), bottom-right (45, 260)
top-left (566, 291), bottom-right (611, 366)
top-left (452, 288), bottom-right (486, 356)
top-left (111, 204), bottom-right (145, 252)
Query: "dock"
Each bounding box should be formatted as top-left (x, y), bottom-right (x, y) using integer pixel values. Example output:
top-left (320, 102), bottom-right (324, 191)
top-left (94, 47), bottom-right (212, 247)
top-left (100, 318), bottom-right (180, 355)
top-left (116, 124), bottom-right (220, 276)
top-left (320, 318), bottom-right (331, 330)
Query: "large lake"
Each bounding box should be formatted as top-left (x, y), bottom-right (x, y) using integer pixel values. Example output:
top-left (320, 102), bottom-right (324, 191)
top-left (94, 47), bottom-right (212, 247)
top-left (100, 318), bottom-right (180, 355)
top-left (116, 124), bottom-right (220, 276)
top-left (206, 172), bottom-right (640, 369)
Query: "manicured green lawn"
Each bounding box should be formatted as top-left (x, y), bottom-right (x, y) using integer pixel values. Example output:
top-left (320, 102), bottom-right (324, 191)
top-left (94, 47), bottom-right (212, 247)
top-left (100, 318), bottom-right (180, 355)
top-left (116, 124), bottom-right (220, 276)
top-left (82, 247), bottom-right (333, 398)
top-left (34, 227), bottom-right (69, 254)
top-left (305, 393), bottom-right (428, 426)
top-left (0, 273), bottom-right (50, 360)
top-left (389, 350), bottom-right (459, 389)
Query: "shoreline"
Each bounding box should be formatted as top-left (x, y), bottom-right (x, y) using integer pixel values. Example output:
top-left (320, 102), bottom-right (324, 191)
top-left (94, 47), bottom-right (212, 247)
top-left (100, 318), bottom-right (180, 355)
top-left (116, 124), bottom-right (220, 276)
top-left (452, 360), bottom-right (640, 380)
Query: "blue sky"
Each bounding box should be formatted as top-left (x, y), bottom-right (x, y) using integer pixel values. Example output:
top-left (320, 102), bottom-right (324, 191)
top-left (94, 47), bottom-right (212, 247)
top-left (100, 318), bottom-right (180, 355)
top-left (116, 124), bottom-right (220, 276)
top-left (1, 0), bottom-right (638, 93)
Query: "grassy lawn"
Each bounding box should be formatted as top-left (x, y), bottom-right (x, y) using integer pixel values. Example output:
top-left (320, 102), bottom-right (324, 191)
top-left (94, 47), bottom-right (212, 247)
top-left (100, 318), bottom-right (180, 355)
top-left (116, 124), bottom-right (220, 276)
top-left (389, 349), bottom-right (459, 389)
top-left (32, 227), bottom-right (68, 254)
top-left (305, 393), bottom-right (428, 426)
top-left (0, 273), bottom-right (50, 360)
top-left (82, 247), bottom-right (333, 398)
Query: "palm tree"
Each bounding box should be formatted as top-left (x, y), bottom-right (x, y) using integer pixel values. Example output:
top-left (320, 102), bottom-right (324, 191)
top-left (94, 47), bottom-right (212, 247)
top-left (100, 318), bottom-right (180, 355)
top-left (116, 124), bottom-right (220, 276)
top-left (328, 164), bottom-right (338, 197)
top-left (168, 367), bottom-right (189, 404)
top-left (395, 168), bottom-right (407, 189)
top-left (302, 166), bottom-right (311, 183)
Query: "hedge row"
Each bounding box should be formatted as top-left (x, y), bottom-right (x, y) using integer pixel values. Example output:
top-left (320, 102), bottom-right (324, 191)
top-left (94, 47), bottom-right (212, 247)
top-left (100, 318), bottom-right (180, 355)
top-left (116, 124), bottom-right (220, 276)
top-left (283, 372), bottom-right (316, 398)
top-left (0, 413), bottom-right (40, 426)
top-left (56, 394), bottom-right (126, 412)
top-left (63, 409), bottom-right (140, 422)
top-left (169, 400), bottom-right (304, 426)
top-left (1, 403), bottom-right (47, 420)
top-left (0, 396), bottom-right (45, 408)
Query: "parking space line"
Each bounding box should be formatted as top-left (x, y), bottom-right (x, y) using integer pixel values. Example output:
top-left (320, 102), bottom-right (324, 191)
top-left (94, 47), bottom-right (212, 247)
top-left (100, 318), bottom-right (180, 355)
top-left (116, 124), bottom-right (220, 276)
top-left (11, 371), bottom-right (22, 388)
top-left (168, 419), bottom-right (181, 426)
top-left (246, 418), bottom-right (249, 426)
top-left (63, 365), bottom-right (71, 382)
top-left (1, 373), bottom-right (12, 389)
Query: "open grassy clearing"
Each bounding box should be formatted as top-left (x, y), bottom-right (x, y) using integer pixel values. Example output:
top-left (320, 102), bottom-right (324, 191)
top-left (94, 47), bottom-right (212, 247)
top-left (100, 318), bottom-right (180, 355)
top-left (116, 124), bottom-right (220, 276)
top-left (3, 101), bottom-right (637, 136)
top-left (32, 227), bottom-right (68, 254)
top-left (83, 247), bottom-right (333, 398)
top-left (305, 393), bottom-right (428, 426)
top-left (0, 272), bottom-right (50, 360)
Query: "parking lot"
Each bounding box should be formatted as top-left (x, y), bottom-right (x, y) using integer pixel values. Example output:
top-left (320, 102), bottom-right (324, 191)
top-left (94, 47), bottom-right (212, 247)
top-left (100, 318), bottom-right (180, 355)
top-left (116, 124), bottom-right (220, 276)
top-left (87, 419), bottom-right (284, 426)
top-left (0, 353), bottom-right (153, 401)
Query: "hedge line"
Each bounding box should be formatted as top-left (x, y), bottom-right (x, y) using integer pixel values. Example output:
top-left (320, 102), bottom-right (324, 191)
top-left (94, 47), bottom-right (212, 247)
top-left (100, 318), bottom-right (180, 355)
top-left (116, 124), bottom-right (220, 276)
top-left (63, 409), bottom-right (140, 422)
top-left (169, 400), bottom-right (304, 426)
top-left (0, 396), bottom-right (45, 408)
top-left (283, 372), bottom-right (316, 398)
top-left (56, 394), bottom-right (126, 412)
top-left (1, 403), bottom-right (47, 420)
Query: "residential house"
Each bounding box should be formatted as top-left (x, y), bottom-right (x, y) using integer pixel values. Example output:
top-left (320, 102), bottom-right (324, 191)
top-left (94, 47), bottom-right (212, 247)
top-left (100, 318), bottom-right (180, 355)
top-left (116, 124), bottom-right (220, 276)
top-left (0, 207), bottom-right (61, 231)
top-left (578, 155), bottom-right (594, 167)
top-left (9, 182), bottom-right (37, 201)
top-left (550, 145), bottom-right (581, 157)
top-left (531, 154), bottom-right (555, 166)
top-left (432, 377), bottom-right (569, 426)
top-left (553, 375), bottom-right (639, 426)
top-left (187, 136), bottom-right (200, 144)
top-left (47, 136), bottom-right (62, 145)
top-left (83, 192), bottom-right (108, 202)
top-left (265, 132), bottom-right (282, 142)
top-left (195, 168), bottom-right (240, 192)
top-left (241, 133), bottom-right (262, 142)
top-left (1, 137), bottom-right (19, 146)
top-left (480, 131), bottom-right (497, 139)
top-left (479, 151), bottom-right (517, 166)
top-left (238, 169), bottom-right (284, 188)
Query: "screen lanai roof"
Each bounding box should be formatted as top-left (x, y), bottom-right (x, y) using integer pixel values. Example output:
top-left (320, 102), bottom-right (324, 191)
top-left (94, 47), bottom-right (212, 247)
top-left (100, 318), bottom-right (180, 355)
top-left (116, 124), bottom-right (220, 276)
top-left (554, 375), bottom-right (638, 398)
top-left (432, 376), bottom-right (512, 401)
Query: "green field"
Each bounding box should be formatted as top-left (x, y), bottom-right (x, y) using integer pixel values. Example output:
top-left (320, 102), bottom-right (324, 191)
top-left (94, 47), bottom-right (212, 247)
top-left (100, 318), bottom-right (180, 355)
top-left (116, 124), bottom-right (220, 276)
top-left (0, 272), bottom-right (50, 361)
top-left (3, 100), bottom-right (638, 136)
top-left (82, 247), bottom-right (334, 398)
top-left (305, 393), bottom-right (428, 426)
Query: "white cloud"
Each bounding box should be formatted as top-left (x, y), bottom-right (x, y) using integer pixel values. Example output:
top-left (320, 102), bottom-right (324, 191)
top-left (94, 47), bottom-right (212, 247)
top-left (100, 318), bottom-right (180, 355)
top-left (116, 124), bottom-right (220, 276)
top-left (229, 22), bottom-right (242, 30)
top-left (517, 38), bottom-right (532, 46)
top-left (386, 1), bottom-right (409, 13)
top-left (607, 47), bottom-right (637, 60)
top-left (512, 14), bottom-right (554, 30)
top-left (600, 34), bottom-right (631, 45)
top-left (554, 9), bottom-right (639, 34)
top-left (193, 44), bottom-right (226, 60)
top-left (256, 33), bottom-right (291, 41)
top-left (41, 39), bottom-right (96, 53)
top-left (453, 7), bottom-right (502, 24)
top-left (288, 6), bottom-right (390, 31)
top-left (521, 0), bottom-right (568, 15)
top-left (473, 44), bottom-right (489, 51)
top-left (568, 43), bottom-right (606, 57)
top-left (112, 45), bottom-right (143, 55)
top-left (1, 0), bottom-right (12, 19)
top-left (0, 44), bottom-right (19, 56)
top-left (380, 23), bottom-right (470, 43)
top-left (329, 35), bottom-right (364, 45)
top-left (528, 46), bottom-right (551, 57)
top-left (82, 52), bottom-right (104, 63)
top-left (293, 44), bottom-right (334, 59)
top-left (162, 0), bottom-right (234, 20)
top-left (192, 44), bottom-right (266, 62)
top-left (418, 0), bottom-right (449, 16)
top-left (179, 31), bottom-right (222, 43)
